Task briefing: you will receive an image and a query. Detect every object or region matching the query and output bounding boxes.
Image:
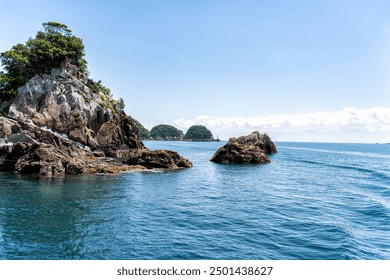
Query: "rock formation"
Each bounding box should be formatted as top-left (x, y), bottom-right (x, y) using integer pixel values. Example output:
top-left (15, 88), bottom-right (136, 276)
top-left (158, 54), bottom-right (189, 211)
top-left (0, 65), bottom-right (191, 175)
top-left (127, 150), bottom-right (192, 169)
top-left (210, 131), bottom-right (277, 164)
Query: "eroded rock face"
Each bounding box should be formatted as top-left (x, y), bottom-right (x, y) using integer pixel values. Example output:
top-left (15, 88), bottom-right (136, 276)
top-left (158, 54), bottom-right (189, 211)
top-left (0, 140), bottom-right (149, 176)
top-left (12, 143), bottom-right (85, 176)
top-left (210, 131), bottom-right (277, 164)
top-left (7, 65), bottom-right (144, 155)
top-left (0, 65), bottom-right (192, 175)
top-left (127, 150), bottom-right (192, 169)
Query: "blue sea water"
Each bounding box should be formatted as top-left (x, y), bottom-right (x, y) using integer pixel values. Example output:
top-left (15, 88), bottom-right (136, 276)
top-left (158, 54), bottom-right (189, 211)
top-left (0, 141), bottom-right (389, 260)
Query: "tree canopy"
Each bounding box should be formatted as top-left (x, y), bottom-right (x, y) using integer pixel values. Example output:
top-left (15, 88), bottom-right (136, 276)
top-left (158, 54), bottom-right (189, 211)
top-left (0, 22), bottom-right (87, 98)
top-left (185, 125), bottom-right (214, 141)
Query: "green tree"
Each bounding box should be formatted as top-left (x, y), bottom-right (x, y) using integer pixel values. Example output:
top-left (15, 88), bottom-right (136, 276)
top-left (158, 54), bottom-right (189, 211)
top-left (89, 80), bottom-right (111, 96)
top-left (43, 22), bottom-right (71, 36)
top-left (0, 22), bottom-right (86, 99)
top-left (118, 98), bottom-right (125, 110)
top-left (0, 44), bottom-right (30, 96)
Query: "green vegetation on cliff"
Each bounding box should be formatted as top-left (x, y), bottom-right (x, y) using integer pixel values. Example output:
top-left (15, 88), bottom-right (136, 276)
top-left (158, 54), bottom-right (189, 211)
top-left (150, 124), bottom-right (184, 140)
top-left (185, 125), bottom-right (214, 141)
top-left (89, 79), bottom-right (111, 96)
top-left (0, 22), bottom-right (87, 98)
top-left (0, 21), bottom-right (129, 116)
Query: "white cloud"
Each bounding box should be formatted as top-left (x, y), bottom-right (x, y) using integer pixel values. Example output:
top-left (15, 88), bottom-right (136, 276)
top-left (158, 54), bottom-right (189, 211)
top-left (172, 107), bottom-right (390, 141)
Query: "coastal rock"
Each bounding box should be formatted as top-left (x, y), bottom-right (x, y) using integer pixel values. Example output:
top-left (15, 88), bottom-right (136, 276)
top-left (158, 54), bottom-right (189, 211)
top-left (0, 141), bottom-right (148, 176)
top-left (127, 150), bottom-right (192, 169)
top-left (0, 65), bottom-right (192, 175)
top-left (0, 116), bottom-right (19, 138)
top-left (210, 131), bottom-right (277, 164)
top-left (0, 116), bottom-right (90, 158)
top-left (0, 142), bottom-right (33, 172)
top-left (7, 65), bottom-right (144, 156)
top-left (12, 143), bottom-right (85, 176)
top-left (0, 138), bottom-right (87, 176)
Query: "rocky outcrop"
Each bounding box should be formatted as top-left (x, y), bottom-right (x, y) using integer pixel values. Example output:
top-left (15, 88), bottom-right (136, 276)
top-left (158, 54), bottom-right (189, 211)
top-left (210, 131), bottom-right (277, 164)
top-left (0, 65), bottom-right (192, 175)
top-left (127, 150), bottom-right (192, 169)
top-left (0, 142), bottom-right (84, 176)
top-left (0, 140), bottom-right (150, 176)
top-left (7, 65), bottom-right (143, 155)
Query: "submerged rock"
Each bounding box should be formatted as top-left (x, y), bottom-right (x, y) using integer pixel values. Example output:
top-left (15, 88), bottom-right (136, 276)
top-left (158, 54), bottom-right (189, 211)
top-left (0, 65), bottom-right (191, 175)
top-left (210, 131), bottom-right (277, 164)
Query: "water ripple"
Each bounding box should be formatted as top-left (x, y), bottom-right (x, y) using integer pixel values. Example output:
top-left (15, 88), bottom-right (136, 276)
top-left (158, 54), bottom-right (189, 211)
top-left (0, 141), bottom-right (389, 259)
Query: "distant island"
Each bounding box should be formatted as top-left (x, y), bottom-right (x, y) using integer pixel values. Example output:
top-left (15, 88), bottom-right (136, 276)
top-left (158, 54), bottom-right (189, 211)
top-left (136, 123), bottom-right (220, 142)
top-left (151, 124), bottom-right (184, 141)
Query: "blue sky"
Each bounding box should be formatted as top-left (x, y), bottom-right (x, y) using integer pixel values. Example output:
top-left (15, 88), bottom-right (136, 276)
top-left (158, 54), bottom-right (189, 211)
top-left (1, 0), bottom-right (390, 142)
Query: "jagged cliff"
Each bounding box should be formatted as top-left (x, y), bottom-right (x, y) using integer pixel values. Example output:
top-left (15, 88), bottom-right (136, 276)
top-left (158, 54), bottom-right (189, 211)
top-left (0, 65), bottom-right (192, 176)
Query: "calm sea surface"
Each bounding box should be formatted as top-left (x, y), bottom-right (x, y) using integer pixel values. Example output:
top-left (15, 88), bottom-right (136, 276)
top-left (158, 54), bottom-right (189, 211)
top-left (0, 141), bottom-right (389, 260)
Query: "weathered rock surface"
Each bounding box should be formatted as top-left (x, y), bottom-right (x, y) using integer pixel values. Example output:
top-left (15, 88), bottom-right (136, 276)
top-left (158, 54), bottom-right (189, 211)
top-left (7, 65), bottom-right (143, 155)
top-left (127, 150), bottom-right (192, 169)
top-left (0, 65), bottom-right (192, 175)
top-left (0, 142), bottom-right (84, 176)
top-left (210, 131), bottom-right (277, 164)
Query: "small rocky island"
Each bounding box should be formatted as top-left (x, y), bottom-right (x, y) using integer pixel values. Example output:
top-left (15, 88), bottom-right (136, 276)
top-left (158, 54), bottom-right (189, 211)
top-left (0, 22), bottom-right (191, 176)
top-left (150, 124), bottom-right (184, 141)
top-left (210, 131), bottom-right (277, 164)
top-left (139, 123), bottom-right (219, 141)
top-left (185, 125), bottom-right (217, 141)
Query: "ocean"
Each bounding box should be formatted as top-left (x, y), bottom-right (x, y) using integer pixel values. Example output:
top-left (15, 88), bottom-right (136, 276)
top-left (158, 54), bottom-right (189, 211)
top-left (0, 141), bottom-right (389, 260)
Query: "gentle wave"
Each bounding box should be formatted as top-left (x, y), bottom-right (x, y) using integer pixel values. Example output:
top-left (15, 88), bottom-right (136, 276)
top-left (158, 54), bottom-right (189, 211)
top-left (291, 158), bottom-right (390, 181)
top-left (1, 141), bottom-right (389, 259)
top-left (280, 145), bottom-right (390, 159)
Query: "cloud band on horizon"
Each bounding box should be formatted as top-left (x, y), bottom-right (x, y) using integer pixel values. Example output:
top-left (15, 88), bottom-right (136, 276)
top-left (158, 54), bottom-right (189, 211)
top-left (172, 107), bottom-right (390, 134)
